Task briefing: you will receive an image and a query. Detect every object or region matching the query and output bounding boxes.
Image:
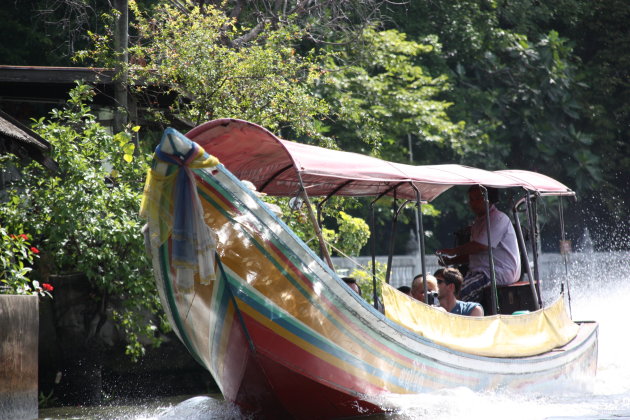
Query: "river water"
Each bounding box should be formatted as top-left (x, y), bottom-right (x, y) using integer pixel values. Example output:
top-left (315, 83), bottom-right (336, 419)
top-left (39, 252), bottom-right (630, 420)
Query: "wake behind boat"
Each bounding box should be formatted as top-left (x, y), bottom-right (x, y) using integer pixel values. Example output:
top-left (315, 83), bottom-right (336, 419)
top-left (141, 119), bottom-right (597, 419)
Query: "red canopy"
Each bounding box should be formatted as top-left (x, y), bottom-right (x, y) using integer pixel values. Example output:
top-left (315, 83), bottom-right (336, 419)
top-left (186, 119), bottom-right (574, 202)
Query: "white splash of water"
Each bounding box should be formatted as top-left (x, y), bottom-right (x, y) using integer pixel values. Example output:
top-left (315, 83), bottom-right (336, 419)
top-left (154, 395), bottom-right (245, 419)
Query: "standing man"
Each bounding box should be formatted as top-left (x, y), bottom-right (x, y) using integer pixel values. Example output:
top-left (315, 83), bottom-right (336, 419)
top-left (437, 185), bottom-right (521, 303)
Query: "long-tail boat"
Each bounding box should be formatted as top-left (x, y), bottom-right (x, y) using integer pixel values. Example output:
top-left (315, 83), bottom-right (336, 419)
top-left (141, 119), bottom-right (598, 419)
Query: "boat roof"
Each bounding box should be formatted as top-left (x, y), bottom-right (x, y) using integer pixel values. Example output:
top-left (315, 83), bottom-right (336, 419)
top-left (187, 119), bottom-right (574, 202)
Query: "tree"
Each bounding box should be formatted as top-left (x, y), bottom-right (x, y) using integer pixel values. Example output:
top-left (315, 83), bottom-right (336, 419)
top-left (313, 26), bottom-right (462, 159)
top-left (566, 0), bottom-right (630, 247)
top-left (0, 0), bottom-right (113, 65)
top-left (389, 0), bottom-right (620, 250)
top-left (79, 1), bottom-right (331, 139)
top-left (169, 0), bottom-right (390, 47)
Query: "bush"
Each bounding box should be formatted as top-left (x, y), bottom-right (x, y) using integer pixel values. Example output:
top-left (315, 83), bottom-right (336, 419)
top-left (0, 83), bottom-right (165, 360)
top-left (0, 229), bottom-right (52, 297)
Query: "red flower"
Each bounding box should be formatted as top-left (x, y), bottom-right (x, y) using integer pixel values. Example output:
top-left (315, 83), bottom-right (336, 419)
top-left (30, 246), bottom-right (40, 254)
top-left (20, 234), bottom-right (29, 240)
top-left (42, 283), bottom-right (54, 292)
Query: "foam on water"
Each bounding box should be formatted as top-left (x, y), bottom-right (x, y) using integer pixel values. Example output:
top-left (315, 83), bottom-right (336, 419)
top-left (155, 396), bottom-right (244, 419)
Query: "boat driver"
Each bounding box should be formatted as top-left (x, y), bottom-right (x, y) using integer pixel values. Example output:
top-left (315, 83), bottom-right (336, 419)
top-left (437, 185), bottom-right (521, 303)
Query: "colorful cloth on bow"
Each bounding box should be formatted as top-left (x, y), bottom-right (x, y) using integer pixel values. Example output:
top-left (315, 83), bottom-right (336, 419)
top-left (140, 128), bottom-right (220, 290)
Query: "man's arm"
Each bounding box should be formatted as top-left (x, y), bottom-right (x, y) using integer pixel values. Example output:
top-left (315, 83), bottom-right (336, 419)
top-left (469, 305), bottom-right (484, 317)
top-left (437, 241), bottom-right (488, 265)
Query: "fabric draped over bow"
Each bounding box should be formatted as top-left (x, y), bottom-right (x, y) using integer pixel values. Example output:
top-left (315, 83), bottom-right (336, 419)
top-left (140, 128), bottom-right (220, 290)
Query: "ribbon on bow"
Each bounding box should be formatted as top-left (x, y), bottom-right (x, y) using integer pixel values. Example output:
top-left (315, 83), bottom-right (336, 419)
top-left (140, 128), bottom-right (220, 290)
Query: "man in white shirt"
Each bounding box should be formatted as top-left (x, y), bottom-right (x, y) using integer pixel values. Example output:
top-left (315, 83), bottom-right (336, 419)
top-left (437, 186), bottom-right (521, 302)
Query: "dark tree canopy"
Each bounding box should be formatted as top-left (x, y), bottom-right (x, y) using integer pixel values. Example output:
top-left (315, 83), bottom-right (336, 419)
top-left (0, 0), bottom-right (628, 250)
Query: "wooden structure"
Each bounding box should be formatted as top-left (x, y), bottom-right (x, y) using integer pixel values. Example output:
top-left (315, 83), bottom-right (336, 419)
top-left (0, 295), bottom-right (39, 420)
top-left (0, 109), bottom-right (57, 171)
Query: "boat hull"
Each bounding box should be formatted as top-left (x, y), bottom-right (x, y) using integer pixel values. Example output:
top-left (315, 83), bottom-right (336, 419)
top-left (144, 130), bottom-right (598, 419)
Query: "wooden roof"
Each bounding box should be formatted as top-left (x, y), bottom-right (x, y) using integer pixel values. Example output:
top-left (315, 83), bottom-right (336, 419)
top-left (0, 109), bottom-right (58, 172)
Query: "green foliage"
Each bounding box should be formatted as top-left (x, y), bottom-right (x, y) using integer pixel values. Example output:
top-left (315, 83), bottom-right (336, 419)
top-left (0, 228), bottom-right (52, 297)
top-left (349, 261), bottom-right (387, 306)
top-left (390, 1), bottom-right (619, 248)
top-left (38, 389), bottom-right (58, 409)
top-left (568, 0), bottom-right (630, 227)
top-left (314, 26), bottom-right (463, 158)
top-left (401, 1), bottom-right (604, 190)
top-left (332, 211), bottom-right (371, 256)
top-left (0, 83), bottom-right (163, 360)
top-left (305, 26), bottom-right (457, 254)
top-left (264, 197), bottom-right (371, 258)
top-left (79, 0), bottom-right (330, 141)
top-left (0, 1), bottom-right (96, 66)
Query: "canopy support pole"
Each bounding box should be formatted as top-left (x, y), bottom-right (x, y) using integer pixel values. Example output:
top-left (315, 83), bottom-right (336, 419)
top-left (526, 194), bottom-right (543, 308)
top-left (385, 197), bottom-right (410, 285)
top-left (480, 186), bottom-right (499, 315)
top-left (367, 185), bottom-right (402, 310)
top-left (297, 176), bottom-right (334, 270)
top-left (410, 184), bottom-right (428, 304)
top-left (512, 196), bottom-right (540, 310)
top-left (369, 202), bottom-right (379, 309)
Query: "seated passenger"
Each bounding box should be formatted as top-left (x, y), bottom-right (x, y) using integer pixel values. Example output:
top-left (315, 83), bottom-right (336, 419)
top-left (437, 267), bottom-right (484, 316)
top-left (410, 274), bottom-right (438, 305)
top-left (342, 276), bottom-right (362, 296)
top-left (397, 285), bottom-right (411, 295)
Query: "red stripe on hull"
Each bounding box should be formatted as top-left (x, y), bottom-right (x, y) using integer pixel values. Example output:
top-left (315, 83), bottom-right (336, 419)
top-left (219, 310), bottom-right (290, 418)
top-left (218, 306), bottom-right (385, 419)
top-left (256, 352), bottom-right (384, 420)
top-left (240, 310), bottom-right (389, 396)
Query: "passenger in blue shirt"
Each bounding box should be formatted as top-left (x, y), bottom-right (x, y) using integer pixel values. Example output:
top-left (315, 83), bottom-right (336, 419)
top-left (436, 267), bottom-right (484, 316)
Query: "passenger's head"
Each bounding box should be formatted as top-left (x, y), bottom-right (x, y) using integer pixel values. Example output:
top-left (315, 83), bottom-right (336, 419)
top-left (397, 285), bottom-right (411, 295)
top-left (342, 277), bottom-right (362, 296)
top-left (410, 274), bottom-right (437, 301)
top-left (433, 268), bottom-right (446, 282)
top-left (437, 267), bottom-right (464, 298)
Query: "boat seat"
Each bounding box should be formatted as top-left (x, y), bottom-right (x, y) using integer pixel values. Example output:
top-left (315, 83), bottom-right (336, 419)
top-left (481, 280), bottom-right (539, 315)
top-left (499, 280), bottom-right (535, 288)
